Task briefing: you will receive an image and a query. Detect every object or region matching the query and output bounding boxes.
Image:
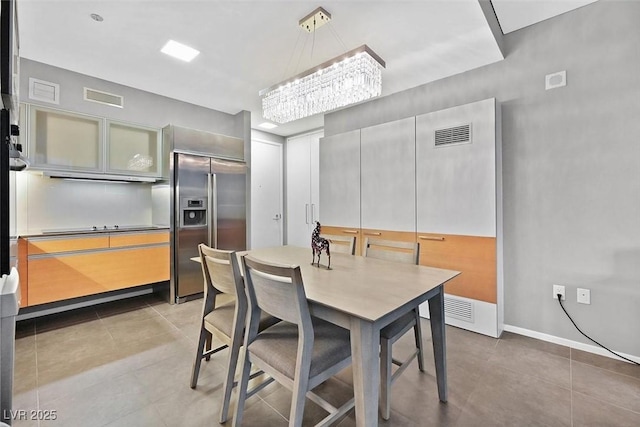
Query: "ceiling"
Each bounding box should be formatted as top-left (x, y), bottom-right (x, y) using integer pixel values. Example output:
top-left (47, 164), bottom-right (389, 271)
top-left (16, 0), bottom-right (596, 137)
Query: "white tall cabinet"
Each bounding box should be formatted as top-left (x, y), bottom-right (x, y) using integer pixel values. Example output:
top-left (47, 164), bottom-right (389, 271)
top-left (361, 117), bottom-right (416, 232)
top-left (286, 130), bottom-right (323, 247)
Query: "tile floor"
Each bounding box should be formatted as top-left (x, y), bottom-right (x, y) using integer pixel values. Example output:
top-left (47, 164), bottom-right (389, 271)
top-left (9, 293), bottom-right (640, 426)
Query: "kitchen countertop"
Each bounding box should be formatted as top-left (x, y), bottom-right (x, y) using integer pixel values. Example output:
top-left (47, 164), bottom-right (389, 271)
top-left (14, 225), bottom-right (170, 238)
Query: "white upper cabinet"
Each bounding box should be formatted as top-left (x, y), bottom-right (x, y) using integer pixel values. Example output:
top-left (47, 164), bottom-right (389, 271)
top-left (29, 105), bottom-right (103, 172)
top-left (106, 121), bottom-right (161, 177)
top-left (319, 129), bottom-right (361, 228)
top-left (416, 98), bottom-right (497, 237)
top-left (25, 104), bottom-right (162, 179)
top-left (286, 131), bottom-right (322, 247)
top-left (360, 117), bottom-right (416, 232)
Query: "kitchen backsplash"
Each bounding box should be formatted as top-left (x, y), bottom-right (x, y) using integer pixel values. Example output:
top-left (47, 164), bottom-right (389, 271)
top-left (12, 172), bottom-right (153, 233)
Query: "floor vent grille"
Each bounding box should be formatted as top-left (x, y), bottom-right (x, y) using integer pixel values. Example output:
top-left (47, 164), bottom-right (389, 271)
top-left (444, 296), bottom-right (474, 323)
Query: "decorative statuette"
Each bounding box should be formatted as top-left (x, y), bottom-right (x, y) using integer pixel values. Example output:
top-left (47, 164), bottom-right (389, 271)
top-left (311, 221), bottom-right (331, 269)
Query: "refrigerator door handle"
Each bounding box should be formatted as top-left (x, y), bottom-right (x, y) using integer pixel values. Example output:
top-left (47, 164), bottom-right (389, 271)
top-left (212, 173), bottom-right (218, 248)
top-left (305, 204), bottom-right (309, 224)
top-left (311, 204), bottom-right (315, 224)
top-left (207, 173), bottom-right (213, 247)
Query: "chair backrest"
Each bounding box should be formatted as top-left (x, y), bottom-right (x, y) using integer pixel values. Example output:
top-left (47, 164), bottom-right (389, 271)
top-left (320, 234), bottom-right (356, 255)
top-left (241, 254), bottom-right (311, 327)
top-left (198, 244), bottom-right (243, 299)
top-left (364, 238), bottom-right (419, 265)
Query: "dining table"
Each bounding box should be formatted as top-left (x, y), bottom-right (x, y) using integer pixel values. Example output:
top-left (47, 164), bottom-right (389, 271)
top-left (234, 245), bottom-right (460, 427)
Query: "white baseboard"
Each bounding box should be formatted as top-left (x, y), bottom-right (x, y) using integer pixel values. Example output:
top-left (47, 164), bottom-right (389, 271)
top-left (503, 324), bottom-right (640, 364)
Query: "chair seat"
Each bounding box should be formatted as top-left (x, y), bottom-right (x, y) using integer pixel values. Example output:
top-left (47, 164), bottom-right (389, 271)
top-left (248, 317), bottom-right (351, 380)
top-left (205, 301), bottom-right (279, 338)
top-left (380, 311), bottom-right (416, 340)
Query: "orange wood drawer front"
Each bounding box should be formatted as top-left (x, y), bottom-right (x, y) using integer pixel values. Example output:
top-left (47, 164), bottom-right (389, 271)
top-left (109, 232), bottom-right (170, 248)
top-left (18, 238), bottom-right (29, 307)
top-left (27, 246), bottom-right (170, 306)
top-left (320, 225), bottom-right (362, 255)
top-left (27, 236), bottom-right (110, 255)
top-left (418, 233), bottom-right (496, 304)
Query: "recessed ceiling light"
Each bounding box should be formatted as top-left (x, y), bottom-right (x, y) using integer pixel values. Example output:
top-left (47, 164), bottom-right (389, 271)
top-left (90, 13), bottom-right (103, 22)
top-left (161, 40), bottom-right (200, 62)
top-left (258, 122), bottom-right (278, 130)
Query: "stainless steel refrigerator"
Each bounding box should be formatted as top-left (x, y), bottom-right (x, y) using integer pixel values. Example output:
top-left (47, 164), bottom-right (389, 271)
top-left (158, 125), bottom-right (247, 304)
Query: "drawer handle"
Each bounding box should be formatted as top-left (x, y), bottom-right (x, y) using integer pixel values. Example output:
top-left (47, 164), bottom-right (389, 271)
top-left (419, 236), bottom-right (445, 241)
top-left (364, 232), bottom-right (382, 236)
top-left (342, 230), bottom-right (358, 234)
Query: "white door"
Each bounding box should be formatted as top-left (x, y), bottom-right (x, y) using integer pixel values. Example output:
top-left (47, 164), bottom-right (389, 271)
top-left (251, 139), bottom-right (283, 249)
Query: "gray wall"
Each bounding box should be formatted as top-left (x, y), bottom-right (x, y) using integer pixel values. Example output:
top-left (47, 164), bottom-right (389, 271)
top-left (20, 59), bottom-right (245, 138)
top-left (325, 0), bottom-right (640, 357)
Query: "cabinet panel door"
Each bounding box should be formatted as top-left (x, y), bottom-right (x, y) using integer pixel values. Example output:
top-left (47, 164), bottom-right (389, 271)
top-left (361, 117), bottom-right (416, 232)
top-left (107, 121), bottom-right (161, 176)
top-left (29, 106), bottom-right (102, 171)
top-left (319, 129), bottom-right (360, 228)
top-left (416, 98), bottom-right (496, 237)
top-left (286, 134), bottom-right (312, 247)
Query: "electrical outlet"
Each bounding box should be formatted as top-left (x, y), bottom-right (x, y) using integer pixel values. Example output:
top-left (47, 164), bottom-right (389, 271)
top-left (553, 285), bottom-right (565, 301)
top-left (577, 288), bottom-right (591, 304)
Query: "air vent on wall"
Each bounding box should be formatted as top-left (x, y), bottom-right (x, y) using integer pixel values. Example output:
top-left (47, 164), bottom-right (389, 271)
top-left (84, 87), bottom-right (124, 108)
top-left (444, 296), bottom-right (474, 323)
top-left (434, 123), bottom-right (471, 147)
top-left (29, 78), bottom-right (60, 104)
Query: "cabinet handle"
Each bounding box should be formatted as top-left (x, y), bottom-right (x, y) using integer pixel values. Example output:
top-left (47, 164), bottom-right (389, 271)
top-left (342, 230), bottom-right (358, 234)
top-left (419, 236), bottom-right (445, 241)
top-left (364, 232), bottom-right (382, 236)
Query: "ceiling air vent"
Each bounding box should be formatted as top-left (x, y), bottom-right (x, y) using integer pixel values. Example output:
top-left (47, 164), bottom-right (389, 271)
top-left (434, 123), bottom-right (471, 147)
top-left (444, 296), bottom-right (474, 323)
top-left (84, 87), bottom-right (124, 108)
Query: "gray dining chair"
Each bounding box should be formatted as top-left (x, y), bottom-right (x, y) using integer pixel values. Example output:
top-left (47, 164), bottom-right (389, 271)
top-left (320, 234), bottom-right (356, 255)
top-left (233, 254), bottom-right (355, 427)
top-left (190, 244), bottom-right (277, 423)
top-left (364, 237), bottom-right (424, 420)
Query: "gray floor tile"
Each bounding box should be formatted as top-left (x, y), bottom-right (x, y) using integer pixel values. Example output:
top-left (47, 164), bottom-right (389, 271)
top-left (572, 391), bottom-right (640, 427)
top-left (456, 362), bottom-right (571, 427)
top-left (571, 348), bottom-right (640, 380)
top-left (572, 360), bottom-right (640, 413)
top-left (489, 338), bottom-right (571, 389)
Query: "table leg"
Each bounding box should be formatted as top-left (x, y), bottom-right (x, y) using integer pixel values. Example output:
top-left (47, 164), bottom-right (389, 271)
top-left (350, 318), bottom-right (379, 427)
top-left (428, 285), bottom-right (448, 402)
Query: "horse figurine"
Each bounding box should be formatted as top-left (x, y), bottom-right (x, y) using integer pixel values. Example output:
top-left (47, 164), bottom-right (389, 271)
top-left (311, 221), bottom-right (331, 269)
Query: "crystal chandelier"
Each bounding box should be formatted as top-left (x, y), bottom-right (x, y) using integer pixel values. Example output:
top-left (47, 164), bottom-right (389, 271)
top-left (260, 8), bottom-right (385, 124)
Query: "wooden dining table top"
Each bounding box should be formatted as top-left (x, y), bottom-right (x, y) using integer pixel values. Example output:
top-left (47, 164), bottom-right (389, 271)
top-left (236, 245), bottom-right (460, 322)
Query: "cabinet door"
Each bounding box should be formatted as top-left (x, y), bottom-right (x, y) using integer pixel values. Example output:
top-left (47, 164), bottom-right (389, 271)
top-left (107, 121), bottom-right (161, 176)
top-left (286, 131), bottom-right (323, 247)
top-left (319, 129), bottom-right (360, 228)
top-left (29, 106), bottom-right (103, 171)
top-left (286, 134), bottom-right (312, 247)
top-left (416, 98), bottom-right (496, 237)
top-left (361, 117), bottom-right (416, 232)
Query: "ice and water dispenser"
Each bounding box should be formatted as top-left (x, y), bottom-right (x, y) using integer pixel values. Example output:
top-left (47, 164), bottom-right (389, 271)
top-left (180, 198), bottom-right (207, 227)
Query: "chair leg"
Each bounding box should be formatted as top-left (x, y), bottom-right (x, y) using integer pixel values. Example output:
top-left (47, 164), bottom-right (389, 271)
top-left (190, 326), bottom-right (208, 389)
top-left (219, 333), bottom-right (242, 423)
top-left (232, 349), bottom-right (252, 427)
top-left (413, 308), bottom-right (425, 372)
top-left (205, 330), bottom-right (213, 361)
top-left (289, 373), bottom-right (310, 427)
top-left (380, 336), bottom-right (393, 421)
